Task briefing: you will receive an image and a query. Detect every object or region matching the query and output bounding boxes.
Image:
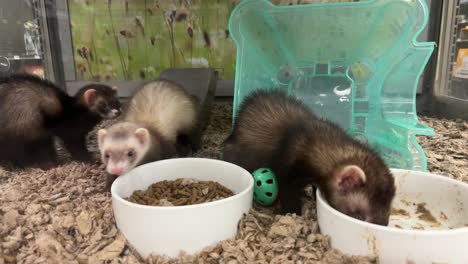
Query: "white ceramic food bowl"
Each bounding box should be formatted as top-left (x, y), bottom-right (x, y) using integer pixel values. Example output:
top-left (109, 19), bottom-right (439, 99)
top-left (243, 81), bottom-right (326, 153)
top-left (317, 168), bottom-right (468, 264)
top-left (111, 158), bottom-right (253, 259)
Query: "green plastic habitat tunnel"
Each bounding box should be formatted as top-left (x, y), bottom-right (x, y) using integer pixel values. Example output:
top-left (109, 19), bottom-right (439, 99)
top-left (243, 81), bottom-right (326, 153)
top-left (228, 0), bottom-right (435, 171)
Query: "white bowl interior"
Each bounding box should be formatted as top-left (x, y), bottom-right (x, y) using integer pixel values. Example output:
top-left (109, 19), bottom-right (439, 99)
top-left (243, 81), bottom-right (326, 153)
top-left (111, 158), bottom-right (253, 258)
top-left (113, 158), bottom-right (252, 200)
top-left (389, 170), bottom-right (468, 230)
top-left (317, 169), bottom-right (468, 264)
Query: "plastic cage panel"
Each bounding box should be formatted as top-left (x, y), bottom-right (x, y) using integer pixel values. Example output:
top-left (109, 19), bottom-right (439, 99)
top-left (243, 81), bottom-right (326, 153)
top-left (228, 0), bottom-right (435, 171)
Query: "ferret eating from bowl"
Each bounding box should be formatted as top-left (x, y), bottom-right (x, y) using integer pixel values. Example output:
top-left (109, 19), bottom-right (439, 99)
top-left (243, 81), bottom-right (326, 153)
top-left (222, 89), bottom-right (396, 226)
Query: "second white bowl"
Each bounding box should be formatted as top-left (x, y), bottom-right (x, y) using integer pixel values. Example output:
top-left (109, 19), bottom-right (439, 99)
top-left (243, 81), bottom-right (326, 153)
top-left (317, 168), bottom-right (468, 264)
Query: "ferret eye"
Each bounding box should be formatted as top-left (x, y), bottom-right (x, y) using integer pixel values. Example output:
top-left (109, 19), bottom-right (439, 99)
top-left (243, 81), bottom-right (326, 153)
top-left (98, 101), bottom-right (108, 110)
top-left (127, 151), bottom-right (134, 157)
top-left (105, 153), bottom-right (110, 159)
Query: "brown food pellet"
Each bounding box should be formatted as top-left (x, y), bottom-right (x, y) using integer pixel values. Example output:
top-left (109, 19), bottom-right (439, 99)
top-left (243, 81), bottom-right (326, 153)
top-left (126, 178), bottom-right (235, 206)
top-left (391, 208), bottom-right (410, 217)
top-left (416, 203), bottom-right (439, 224)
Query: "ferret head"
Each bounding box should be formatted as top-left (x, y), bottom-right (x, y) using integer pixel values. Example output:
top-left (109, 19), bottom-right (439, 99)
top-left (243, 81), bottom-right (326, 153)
top-left (326, 164), bottom-right (396, 226)
top-left (77, 84), bottom-right (122, 119)
top-left (97, 123), bottom-right (151, 176)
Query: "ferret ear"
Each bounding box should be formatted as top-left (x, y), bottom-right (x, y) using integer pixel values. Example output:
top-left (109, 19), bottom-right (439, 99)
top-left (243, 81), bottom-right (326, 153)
top-left (134, 128), bottom-right (150, 145)
top-left (112, 86), bottom-right (118, 91)
top-left (334, 165), bottom-right (366, 193)
top-left (84, 89), bottom-right (97, 107)
top-left (97, 129), bottom-right (107, 148)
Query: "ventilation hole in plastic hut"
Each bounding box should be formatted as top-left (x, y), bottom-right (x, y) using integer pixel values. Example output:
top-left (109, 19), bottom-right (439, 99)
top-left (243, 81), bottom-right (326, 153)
top-left (266, 179), bottom-right (273, 184)
top-left (266, 192), bottom-right (273, 197)
top-left (256, 180), bottom-right (262, 186)
top-left (277, 65), bottom-right (295, 84)
top-left (262, 169), bottom-right (268, 174)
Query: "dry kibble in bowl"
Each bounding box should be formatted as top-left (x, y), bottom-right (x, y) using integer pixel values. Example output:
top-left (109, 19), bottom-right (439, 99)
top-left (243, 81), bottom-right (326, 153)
top-left (126, 178), bottom-right (235, 206)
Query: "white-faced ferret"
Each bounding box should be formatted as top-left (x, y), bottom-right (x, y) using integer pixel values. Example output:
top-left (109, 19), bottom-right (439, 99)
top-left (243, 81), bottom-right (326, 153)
top-left (222, 89), bottom-right (396, 226)
top-left (97, 79), bottom-right (200, 177)
top-left (0, 74), bottom-right (121, 169)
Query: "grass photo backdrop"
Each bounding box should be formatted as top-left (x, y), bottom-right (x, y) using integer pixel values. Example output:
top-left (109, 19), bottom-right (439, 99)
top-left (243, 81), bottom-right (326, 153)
top-left (68, 0), bottom-right (362, 81)
top-left (68, 0), bottom-right (238, 81)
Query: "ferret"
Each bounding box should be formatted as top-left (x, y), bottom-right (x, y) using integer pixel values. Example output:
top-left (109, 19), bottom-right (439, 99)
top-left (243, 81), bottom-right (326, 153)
top-left (0, 73), bottom-right (121, 169)
top-left (97, 79), bottom-right (200, 177)
top-left (222, 89), bottom-right (396, 226)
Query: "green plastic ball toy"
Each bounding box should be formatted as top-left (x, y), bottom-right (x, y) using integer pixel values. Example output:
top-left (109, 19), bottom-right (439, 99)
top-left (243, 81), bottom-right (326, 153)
top-left (252, 168), bottom-right (279, 206)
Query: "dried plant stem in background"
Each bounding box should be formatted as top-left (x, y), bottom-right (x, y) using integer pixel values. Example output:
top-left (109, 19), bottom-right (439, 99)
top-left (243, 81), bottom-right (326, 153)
top-left (77, 46), bottom-right (94, 77)
top-left (90, 5), bottom-right (99, 79)
top-left (161, 4), bottom-right (177, 67)
top-left (107, 1), bottom-right (129, 79)
top-left (125, 37), bottom-right (132, 79)
top-left (144, 0), bottom-right (149, 73)
top-left (187, 23), bottom-right (194, 61)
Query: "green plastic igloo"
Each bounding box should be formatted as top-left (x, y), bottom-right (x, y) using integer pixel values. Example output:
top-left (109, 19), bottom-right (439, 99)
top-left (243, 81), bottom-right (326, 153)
top-left (228, 0), bottom-right (435, 171)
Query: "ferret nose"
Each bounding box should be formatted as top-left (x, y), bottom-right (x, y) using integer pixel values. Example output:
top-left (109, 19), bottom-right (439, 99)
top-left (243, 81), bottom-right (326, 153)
top-left (110, 109), bottom-right (120, 117)
top-left (110, 167), bottom-right (124, 175)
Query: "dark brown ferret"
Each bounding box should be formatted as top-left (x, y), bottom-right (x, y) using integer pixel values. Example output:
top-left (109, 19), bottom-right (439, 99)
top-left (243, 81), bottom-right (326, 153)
top-left (222, 89), bottom-right (396, 226)
top-left (0, 74), bottom-right (121, 168)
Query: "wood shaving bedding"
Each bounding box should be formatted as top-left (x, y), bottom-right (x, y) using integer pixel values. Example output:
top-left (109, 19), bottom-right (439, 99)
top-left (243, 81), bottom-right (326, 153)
top-left (0, 101), bottom-right (466, 263)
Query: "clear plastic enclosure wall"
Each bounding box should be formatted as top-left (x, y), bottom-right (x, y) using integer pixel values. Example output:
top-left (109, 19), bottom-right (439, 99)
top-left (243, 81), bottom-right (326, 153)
top-left (229, 0), bottom-right (435, 171)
